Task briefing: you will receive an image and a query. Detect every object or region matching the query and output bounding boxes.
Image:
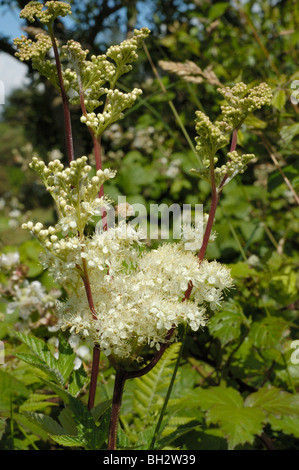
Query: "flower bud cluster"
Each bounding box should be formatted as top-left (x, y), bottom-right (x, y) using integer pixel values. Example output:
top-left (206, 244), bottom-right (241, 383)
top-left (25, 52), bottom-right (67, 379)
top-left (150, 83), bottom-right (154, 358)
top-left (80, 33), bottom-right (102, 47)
top-left (14, 2), bottom-right (150, 136)
top-left (195, 111), bottom-right (230, 165)
top-left (214, 151), bottom-right (256, 187)
top-left (193, 82), bottom-right (272, 187)
top-left (218, 82), bottom-right (273, 129)
top-left (14, 33), bottom-right (59, 88)
top-left (22, 157), bottom-right (116, 270)
top-left (106, 28), bottom-right (150, 86)
top-left (20, 0), bottom-right (71, 25)
top-left (80, 88), bottom-right (143, 137)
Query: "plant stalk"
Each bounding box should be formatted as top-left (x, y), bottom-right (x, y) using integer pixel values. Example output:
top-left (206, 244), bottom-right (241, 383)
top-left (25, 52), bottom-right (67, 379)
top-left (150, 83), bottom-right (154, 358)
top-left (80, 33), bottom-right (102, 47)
top-left (107, 368), bottom-right (126, 450)
top-left (87, 345), bottom-right (101, 410)
top-left (48, 24), bottom-right (75, 163)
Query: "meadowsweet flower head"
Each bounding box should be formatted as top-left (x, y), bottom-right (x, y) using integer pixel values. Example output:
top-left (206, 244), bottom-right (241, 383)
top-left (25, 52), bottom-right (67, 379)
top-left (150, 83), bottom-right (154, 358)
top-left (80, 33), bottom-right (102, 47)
top-left (20, 1), bottom-right (71, 25)
top-left (58, 231), bottom-right (232, 363)
top-left (191, 82), bottom-right (272, 188)
top-left (218, 82), bottom-right (273, 129)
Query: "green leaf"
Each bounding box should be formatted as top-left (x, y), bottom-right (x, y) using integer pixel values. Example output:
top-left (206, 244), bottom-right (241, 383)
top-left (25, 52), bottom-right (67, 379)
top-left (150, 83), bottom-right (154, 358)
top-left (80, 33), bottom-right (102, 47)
top-left (132, 342), bottom-right (181, 423)
top-left (272, 89), bottom-right (286, 110)
top-left (268, 164), bottom-right (299, 192)
top-left (244, 114), bottom-right (267, 129)
top-left (14, 331), bottom-right (66, 386)
top-left (19, 393), bottom-right (58, 412)
top-left (50, 434), bottom-right (84, 447)
top-left (91, 399), bottom-right (112, 422)
top-left (68, 396), bottom-right (106, 450)
top-left (228, 261), bottom-right (257, 279)
top-left (38, 377), bottom-right (72, 404)
top-left (269, 416), bottom-right (299, 438)
top-left (14, 331), bottom-right (58, 371)
top-left (0, 369), bottom-right (28, 410)
top-left (24, 411), bottom-right (66, 436)
top-left (244, 386), bottom-right (299, 417)
top-left (156, 421), bottom-right (201, 450)
top-left (208, 300), bottom-right (248, 346)
top-left (56, 331), bottom-right (76, 382)
top-left (195, 386), bottom-right (243, 410)
top-left (68, 364), bottom-right (88, 397)
top-left (194, 386), bottom-right (265, 449)
top-left (57, 407), bottom-right (77, 435)
top-left (208, 2), bottom-right (230, 20)
top-left (207, 406), bottom-right (265, 450)
top-left (280, 123), bottom-right (299, 144)
top-left (15, 352), bottom-right (65, 386)
top-left (248, 317), bottom-right (290, 350)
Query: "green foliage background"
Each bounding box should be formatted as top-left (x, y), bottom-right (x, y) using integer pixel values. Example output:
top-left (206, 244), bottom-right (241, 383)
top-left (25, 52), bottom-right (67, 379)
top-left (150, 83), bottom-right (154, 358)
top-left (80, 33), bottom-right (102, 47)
top-left (0, 0), bottom-right (298, 450)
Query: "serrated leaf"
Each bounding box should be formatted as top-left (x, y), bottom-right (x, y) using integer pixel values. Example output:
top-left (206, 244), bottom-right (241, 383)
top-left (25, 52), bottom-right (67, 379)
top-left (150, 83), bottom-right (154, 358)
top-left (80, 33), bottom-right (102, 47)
top-left (15, 352), bottom-right (65, 386)
top-left (280, 123), bottom-right (299, 144)
top-left (194, 386), bottom-right (265, 449)
top-left (0, 369), bottom-right (28, 410)
top-left (14, 331), bottom-right (59, 374)
top-left (38, 377), bottom-right (71, 404)
top-left (208, 300), bottom-right (248, 345)
top-left (68, 396), bottom-right (106, 450)
top-left (56, 331), bottom-right (76, 382)
top-left (248, 317), bottom-right (290, 350)
top-left (272, 89), bottom-right (286, 110)
top-left (91, 399), bottom-right (112, 422)
top-left (50, 434), bottom-right (84, 447)
top-left (194, 386), bottom-right (243, 410)
top-left (14, 413), bottom-right (49, 441)
top-left (58, 407), bottom-right (77, 435)
top-left (24, 411), bottom-right (66, 436)
top-left (19, 393), bottom-right (58, 412)
top-left (206, 406), bottom-right (265, 449)
top-left (68, 364), bottom-right (88, 397)
top-left (133, 342), bottom-right (181, 422)
top-left (244, 386), bottom-right (299, 417)
top-left (269, 415), bottom-right (299, 438)
top-left (157, 421), bottom-right (201, 450)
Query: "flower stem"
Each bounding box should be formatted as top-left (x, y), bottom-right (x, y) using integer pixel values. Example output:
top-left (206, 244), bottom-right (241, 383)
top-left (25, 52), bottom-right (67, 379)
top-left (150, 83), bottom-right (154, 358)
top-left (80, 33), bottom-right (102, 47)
top-left (149, 325), bottom-right (187, 450)
top-left (107, 368), bottom-right (126, 450)
top-left (79, 82), bottom-right (107, 229)
top-left (184, 127), bottom-right (238, 301)
top-left (88, 345), bottom-right (101, 410)
top-left (48, 24), bottom-right (75, 164)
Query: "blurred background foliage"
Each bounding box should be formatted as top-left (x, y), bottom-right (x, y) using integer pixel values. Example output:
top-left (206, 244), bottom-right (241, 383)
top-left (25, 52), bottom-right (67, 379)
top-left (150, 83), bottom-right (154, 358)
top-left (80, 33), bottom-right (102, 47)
top-left (0, 0), bottom-right (298, 450)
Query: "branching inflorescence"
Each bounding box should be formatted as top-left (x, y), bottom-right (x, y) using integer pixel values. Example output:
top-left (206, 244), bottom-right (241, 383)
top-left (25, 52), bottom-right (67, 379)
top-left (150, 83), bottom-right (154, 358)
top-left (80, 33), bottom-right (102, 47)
top-left (14, 0), bottom-right (272, 450)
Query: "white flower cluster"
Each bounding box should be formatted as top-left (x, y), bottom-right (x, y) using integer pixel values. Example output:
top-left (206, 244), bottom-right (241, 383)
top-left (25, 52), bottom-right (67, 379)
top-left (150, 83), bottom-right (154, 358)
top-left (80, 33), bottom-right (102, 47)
top-left (0, 251), bottom-right (61, 324)
top-left (6, 279), bottom-right (59, 320)
top-left (58, 227), bottom-right (232, 361)
top-left (0, 252), bottom-right (20, 270)
top-left (22, 155), bottom-right (232, 363)
top-left (181, 214), bottom-right (217, 251)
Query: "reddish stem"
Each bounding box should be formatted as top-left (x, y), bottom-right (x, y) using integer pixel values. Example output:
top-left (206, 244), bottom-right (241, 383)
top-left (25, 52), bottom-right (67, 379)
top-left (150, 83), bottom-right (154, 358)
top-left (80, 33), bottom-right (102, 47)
top-left (107, 369), bottom-right (126, 450)
top-left (79, 84), bottom-right (107, 229)
top-left (184, 127), bottom-right (238, 302)
top-left (87, 345), bottom-right (101, 411)
top-left (49, 25), bottom-right (75, 163)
